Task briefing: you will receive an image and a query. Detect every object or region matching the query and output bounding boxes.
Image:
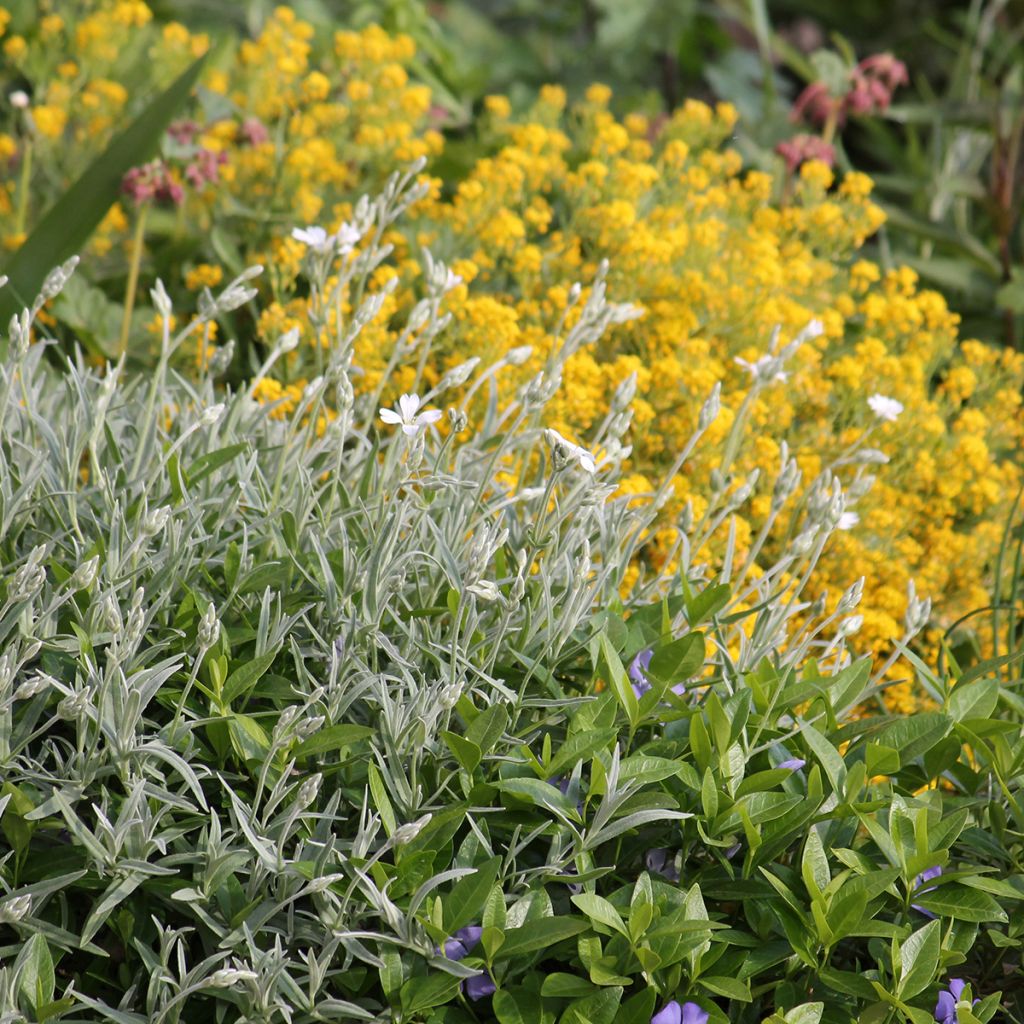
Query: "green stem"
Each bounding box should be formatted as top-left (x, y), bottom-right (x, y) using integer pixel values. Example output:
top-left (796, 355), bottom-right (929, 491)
top-left (118, 203), bottom-right (149, 358)
top-left (14, 137), bottom-right (32, 237)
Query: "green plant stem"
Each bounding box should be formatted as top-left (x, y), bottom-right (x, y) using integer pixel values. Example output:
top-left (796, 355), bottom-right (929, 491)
top-left (119, 203), bottom-right (150, 357)
top-left (14, 136), bottom-right (32, 238)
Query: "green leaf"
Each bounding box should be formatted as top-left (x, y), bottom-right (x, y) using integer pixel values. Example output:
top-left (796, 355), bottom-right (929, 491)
top-left (914, 886), bottom-right (1007, 923)
top-left (597, 631), bottom-right (639, 726)
top-left (368, 764), bottom-right (397, 836)
top-left (292, 724), bottom-right (374, 759)
top-left (798, 720), bottom-right (846, 791)
top-left (444, 857), bottom-right (501, 934)
top-left (186, 443), bottom-right (250, 485)
top-left (571, 893), bottom-right (629, 937)
top-left (222, 650), bottom-right (279, 705)
top-left (685, 582), bottom-right (731, 624)
top-left (497, 917), bottom-right (590, 957)
top-left (801, 828), bottom-right (830, 898)
top-left (400, 972), bottom-right (463, 1014)
top-left (897, 920), bottom-right (940, 999)
top-left (228, 714), bottom-right (270, 764)
top-left (442, 731), bottom-right (483, 773)
top-left (541, 974), bottom-right (597, 998)
top-left (16, 933), bottom-right (54, 1011)
top-left (700, 975), bottom-right (752, 1001)
top-left (465, 703), bottom-right (508, 754)
top-left (0, 55), bottom-right (208, 326)
top-left (877, 713), bottom-right (951, 766)
top-left (948, 678), bottom-right (999, 722)
top-left (561, 986), bottom-right (623, 1024)
top-left (494, 989), bottom-right (547, 1024)
top-left (494, 778), bottom-right (582, 823)
top-left (784, 1004), bottom-right (824, 1024)
top-left (646, 632), bottom-right (704, 686)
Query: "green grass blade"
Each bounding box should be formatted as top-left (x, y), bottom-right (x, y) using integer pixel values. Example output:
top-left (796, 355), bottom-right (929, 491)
top-left (0, 53), bottom-right (207, 322)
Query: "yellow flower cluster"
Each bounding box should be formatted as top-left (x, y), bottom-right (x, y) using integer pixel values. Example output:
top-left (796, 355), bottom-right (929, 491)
top-left (4, 5), bottom-right (1022, 710)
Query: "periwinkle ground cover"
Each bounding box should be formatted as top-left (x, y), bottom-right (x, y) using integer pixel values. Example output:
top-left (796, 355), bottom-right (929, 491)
top-left (0, 169), bottom-right (1022, 1023)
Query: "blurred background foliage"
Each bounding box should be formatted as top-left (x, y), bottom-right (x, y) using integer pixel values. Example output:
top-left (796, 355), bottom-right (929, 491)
top-left (145, 0), bottom-right (1024, 347)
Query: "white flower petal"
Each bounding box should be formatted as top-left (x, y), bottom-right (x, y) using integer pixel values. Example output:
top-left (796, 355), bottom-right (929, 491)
top-left (417, 409), bottom-right (442, 425)
top-left (401, 422), bottom-right (421, 437)
top-left (379, 408), bottom-right (402, 425)
top-left (398, 393), bottom-right (421, 419)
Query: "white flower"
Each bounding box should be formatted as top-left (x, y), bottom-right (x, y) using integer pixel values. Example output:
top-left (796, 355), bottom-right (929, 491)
top-left (334, 221), bottom-right (362, 254)
top-left (837, 511), bottom-right (860, 530)
top-left (291, 222), bottom-right (361, 255)
top-left (544, 428), bottom-right (597, 474)
top-left (444, 268), bottom-right (463, 292)
top-left (379, 393), bottom-right (443, 436)
top-left (291, 225), bottom-right (332, 252)
top-left (868, 394), bottom-right (903, 422)
top-left (9, 90), bottom-right (29, 110)
top-left (735, 354), bottom-right (787, 385)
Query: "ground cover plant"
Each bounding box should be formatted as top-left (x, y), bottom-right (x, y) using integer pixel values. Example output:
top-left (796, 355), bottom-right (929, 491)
top-left (2, 4), bottom-right (1024, 713)
top-left (1, 169), bottom-right (1024, 1023)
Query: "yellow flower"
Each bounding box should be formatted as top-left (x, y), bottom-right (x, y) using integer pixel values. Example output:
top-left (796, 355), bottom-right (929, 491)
top-left (185, 264), bottom-right (224, 291)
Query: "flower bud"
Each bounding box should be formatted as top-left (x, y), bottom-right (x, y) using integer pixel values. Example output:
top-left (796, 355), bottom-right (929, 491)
top-left (0, 895), bottom-right (31, 924)
top-left (699, 382), bottom-right (721, 430)
top-left (70, 555), bottom-right (100, 592)
top-left (467, 580), bottom-right (500, 603)
top-left (200, 403), bottom-right (225, 427)
top-left (506, 345), bottom-right (533, 366)
top-left (198, 601), bottom-right (219, 649)
top-left (393, 812), bottom-right (432, 845)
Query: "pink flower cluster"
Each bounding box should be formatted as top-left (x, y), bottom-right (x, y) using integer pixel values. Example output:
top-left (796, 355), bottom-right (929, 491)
top-left (775, 133), bottom-right (837, 172)
top-left (122, 120), bottom-right (234, 207)
top-left (792, 52), bottom-right (909, 129)
top-left (121, 160), bottom-right (185, 206)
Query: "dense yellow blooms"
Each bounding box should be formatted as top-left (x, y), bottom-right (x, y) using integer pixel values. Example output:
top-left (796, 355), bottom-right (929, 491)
top-left (5, 4), bottom-right (1024, 712)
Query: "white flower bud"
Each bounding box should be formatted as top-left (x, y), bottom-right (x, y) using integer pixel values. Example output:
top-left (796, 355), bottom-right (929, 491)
top-left (200, 403), bottom-right (225, 427)
top-left (14, 673), bottom-right (51, 701)
top-left (506, 345), bottom-right (533, 366)
top-left (70, 555), bottom-right (100, 591)
top-left (467, 580), bottom-right (501, 603)
top-left (198, 601), bottom-right (219, 649)
top-left (142, 506), bottom-right (171, 537)
top-left (150, 279), bottom-right (172, 319)
top-left (296, 773), bottom-right (322, 808)
top-left (9, 91), bottom-right (29, 110)
top-left (277, 328), bottom-right (300, 354)
top-left (393, 813), bottom-right (432, 846)
top-left (856, 449), bottom-right (890, 465)
top-left (838, 577), bottom-right (864, 613)
top-left (611, 372), bottom-right (637, 412)
top-left (699, 382), bottom-right (721, 430)
top-left (207, 968), bottom-right (259, 988)
top-left (0, 895), bottom-right (31, 924)
top-left (440, 358), bottom-right (480, 390)
top-left (837, 614), bottom-right (863, 639)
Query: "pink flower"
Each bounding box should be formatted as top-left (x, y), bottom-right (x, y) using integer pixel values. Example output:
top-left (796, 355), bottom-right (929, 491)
top-left (240, 118), bottom-right (269, 146)
top-left (775, 134), bottom-right (836, 172)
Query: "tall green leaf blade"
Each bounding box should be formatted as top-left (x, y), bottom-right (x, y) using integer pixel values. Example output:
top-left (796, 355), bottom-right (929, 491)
top-left (0, 54), bottom-right (207, 324)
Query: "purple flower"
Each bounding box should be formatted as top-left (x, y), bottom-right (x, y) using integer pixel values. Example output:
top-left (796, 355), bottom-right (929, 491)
top-left (913, 865), bottom-right (942, 917)
top-left (443, 925), bottom-right (482, 960)
top-left (630, 648), bottom-right (654, 697)
top-left (935, 978), bottom-right (977, 1024)
top-left (629, 648), bottom-right (687, 702)
top-left (464, 971), bottom-right (497, 1001)
top-left (439, 926), bottom-right (495, 1001)
top-left (645, 848), bottom-right (680, 883)
top-left (778, 758), bottom-right (806, 771)
top-left (651, 1000), bottom-right (709, 1024)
